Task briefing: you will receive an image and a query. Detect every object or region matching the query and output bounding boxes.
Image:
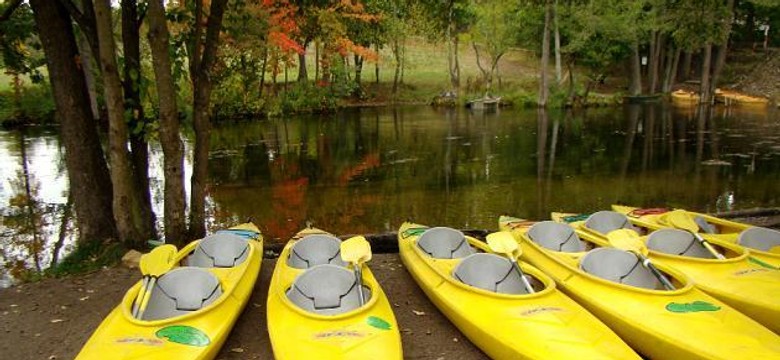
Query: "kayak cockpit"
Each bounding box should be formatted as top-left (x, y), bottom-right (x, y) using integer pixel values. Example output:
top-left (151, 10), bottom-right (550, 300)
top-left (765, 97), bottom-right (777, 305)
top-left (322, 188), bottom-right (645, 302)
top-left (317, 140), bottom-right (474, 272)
top-left (580, 248), bottom-right (663, 290)
top-left (416, 226), bottom-right (546, 294)
top-left (527, 221), bottom-right (587, 252)
top-left (284, 234), bottom-right (372, 315)
top-left (647, 229), bottom-right (720, 259)
top-left (585, 211), bottom-right (641, 235)
top-left (133, 232), bottom-right (251, 321)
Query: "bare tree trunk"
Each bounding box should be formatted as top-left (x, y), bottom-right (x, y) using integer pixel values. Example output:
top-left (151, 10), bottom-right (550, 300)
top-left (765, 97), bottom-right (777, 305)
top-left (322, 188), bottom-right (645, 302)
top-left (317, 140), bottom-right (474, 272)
top-left (374, 43), bottom-right (380, 85)
top-left (710, 0), bottom-right (735, 95)
top-left (30, 0), bottom-right (117, 245)
top-left (297, 40), bottom-right (309, 83)
top-left (472, 42), bottom-right (489, 95)
top-left (539, 1), bottom-right (551, 107)
top-left (553, 0), bottom-right (562, 83)
top-left (122, 0), bottom-right (156, 241)
top-left (392, 40), bottom-right (401, 96)
top-left (94, 0), bottom-right (141, 246)
top-left (663, 47), bottom-right (681, 92)
top-left (314, 40), bottom-right (320, 82)
top-left (259, 45), bottom-right (268, 97)
top-left (148, 0), bottom-right (187, 243)
top-left (354, 54), bottom-right (363, 88)
top-left (649, 32), bottom-right (664, 94)
top-left (680, 51), bottom-right (692, 81)
top-left (189, 0), bottom-right (229, 240)
top-left (629, 42), bottom-right (642, 96)
top-left (75, 31), bottom-right (99, 121)
top-left (700, 43), bottom-right (713, 105)
top-left (446, 0), bottom-right (460, 91)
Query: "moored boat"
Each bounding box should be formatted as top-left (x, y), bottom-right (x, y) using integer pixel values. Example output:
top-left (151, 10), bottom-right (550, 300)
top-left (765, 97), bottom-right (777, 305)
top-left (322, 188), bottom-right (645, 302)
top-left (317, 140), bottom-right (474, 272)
top-left (398, 222), bottom-right (640, 360)
top-left (76, 223), bottom-right (263, 360)
top-left (500, 215), bottom-right (780, 359)
top-left (266, 227), bottom-right (402, 360)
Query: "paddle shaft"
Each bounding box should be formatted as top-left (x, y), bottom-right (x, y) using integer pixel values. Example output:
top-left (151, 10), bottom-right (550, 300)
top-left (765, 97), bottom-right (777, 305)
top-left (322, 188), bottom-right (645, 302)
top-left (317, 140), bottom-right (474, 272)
top-left (354, 266), bottom-right (365, 305)
top-left (637, 253), bottom-right (675, 290)
top-left (510, 259), bottom-right (536, 294)
top-left (132, 277), bottom-right (149, 318)
top-left (137, 277), bottom-right (158, 319)
top-left (691, 232), bottom-right (726, 260)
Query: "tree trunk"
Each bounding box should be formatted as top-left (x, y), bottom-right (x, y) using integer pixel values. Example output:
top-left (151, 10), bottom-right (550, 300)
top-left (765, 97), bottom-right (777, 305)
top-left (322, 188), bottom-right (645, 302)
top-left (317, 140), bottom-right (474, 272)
top-left (29, 0), bottom-right (116, 245)
top-left (699, 43), bottom-right (713, 105)
top-left (298, 41), bottom-right (308, 83)
top-left (680, 51), bottom-right (692, 81)
top-left (148, 0), bottom-right (187, 243)
top-left (538, 1), bottom-right (551, 107)
top-left (553, 0), bottom-right (562, 83)
top-left (94, 0), bottom-right (141, 247)
top-left (629, 42), bottom-right (642, 96)
top-left (259, 45), bottom-right (268, 97)
top-left (122, 0), bottom-right (156, 241)
top-left (446, 0), bottom-right (460, 91)
top-left (74, 31), bottom-right (99, 121)
top-left (314, 40), bottom-right (320, 82)
top-left (649, 32), bottom-right (664, 94)
top-left (189, 0), bottom-right (229, 240)
top-left (354, 54), bottom-right (363, 87)
top-left (374, 43), bottom-right (380, 85)
top-left (662, 47), bottom-right (681, 93)
top-left (710, 0), bottom-right (735, 95)
top-left (472, 42), bottom-right (489, 94)
top-left (392, 40), bottom-right (401, 96)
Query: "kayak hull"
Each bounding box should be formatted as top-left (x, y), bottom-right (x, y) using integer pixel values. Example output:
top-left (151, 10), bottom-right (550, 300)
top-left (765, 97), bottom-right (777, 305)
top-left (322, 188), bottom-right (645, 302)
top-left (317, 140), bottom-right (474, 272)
top-left (76, 224), bottom-right (263, 360)
top-left (267, 228), bottom-right (402, 360)
top-left (399, 222), bottom-right (639, 360)
top-left (500, 216), bottom-right (780, 359)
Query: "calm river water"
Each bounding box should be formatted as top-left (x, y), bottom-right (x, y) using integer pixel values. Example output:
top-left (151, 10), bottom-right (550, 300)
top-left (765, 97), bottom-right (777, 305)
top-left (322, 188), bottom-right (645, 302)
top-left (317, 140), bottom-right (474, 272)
top-left (1, 104), bottom-right (779, 280)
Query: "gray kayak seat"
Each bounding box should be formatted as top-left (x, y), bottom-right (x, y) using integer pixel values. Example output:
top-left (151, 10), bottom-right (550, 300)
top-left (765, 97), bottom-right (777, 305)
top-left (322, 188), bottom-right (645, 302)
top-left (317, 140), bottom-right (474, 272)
top-left (527, 221), bottom-right (586, 253)
top-left (286, 264), bottom-right (371, 315)
top-left (580, 248), bottom-right (662, 290)
top-left (694, 216), bottom-right (719, 234)
top-left (584, 211), bottom-right (639, 235)
top-left (646, 229), bottom-right (713, 259)
top-left (417, 227), bottom-right (476, 259)
top-left (287, 234), bottom-right (347, 269)
top-left (453, 253), bottom-right (530, 294)
top-left (141, 267), bottom-right (222, 321)
top-left (738, 227), bottom-right (780, 252)
top-left (187, 232), bottom-right (250, 268)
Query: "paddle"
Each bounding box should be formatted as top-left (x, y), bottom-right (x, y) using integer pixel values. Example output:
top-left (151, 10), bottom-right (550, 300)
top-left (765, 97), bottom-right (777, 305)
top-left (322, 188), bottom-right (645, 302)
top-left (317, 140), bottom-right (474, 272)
top-left (133, 244), bottom-right (177, 319)
top-left (486, 232), bottom-right (535, 294)
top-left (341, 236), bottom-right (372, 306)
top-left (665, 211), bottom-right (726, 260)
top-left (606, 229), bottom-right (676, 291)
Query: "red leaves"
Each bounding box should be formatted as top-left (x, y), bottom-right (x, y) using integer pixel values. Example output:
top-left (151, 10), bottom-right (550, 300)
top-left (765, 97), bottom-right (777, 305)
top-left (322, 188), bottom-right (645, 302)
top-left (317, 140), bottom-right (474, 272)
top-left (261, 0), bottom-right (304, 57)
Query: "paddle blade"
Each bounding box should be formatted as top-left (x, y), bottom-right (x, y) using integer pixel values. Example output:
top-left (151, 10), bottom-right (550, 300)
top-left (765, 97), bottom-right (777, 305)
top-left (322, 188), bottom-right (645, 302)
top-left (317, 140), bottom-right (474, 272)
top-left (606, 229), bottom-right (648, 256)
top-left (665, 210), bottom-right (699, 232)
top-left (341, 236), bottom-right (372, 264)
top-left (140, 244), bottom-right (177, 276)
top-left (487, 232), bottom-right (521, 258)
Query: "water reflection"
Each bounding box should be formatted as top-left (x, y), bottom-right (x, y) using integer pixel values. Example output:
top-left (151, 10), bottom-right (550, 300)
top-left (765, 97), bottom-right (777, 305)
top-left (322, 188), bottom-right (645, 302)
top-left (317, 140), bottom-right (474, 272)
top-left (1, 104), bottom-right (779, 279)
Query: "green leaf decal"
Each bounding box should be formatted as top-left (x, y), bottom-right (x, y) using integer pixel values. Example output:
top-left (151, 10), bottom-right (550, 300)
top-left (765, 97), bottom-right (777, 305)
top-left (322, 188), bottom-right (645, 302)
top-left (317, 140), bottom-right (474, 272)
top-left (366, 316), bottom-right (392, 330)
top-left (562, 214), bottom-right (589, 223)
top-left (401, 227), bottom-right (429, 239)
top-left (156, 325), bottom-right (210, 347)
top-left (748, 257), bottom-right (779, 270)
top-left (665, 301), bottom-right (721, 313)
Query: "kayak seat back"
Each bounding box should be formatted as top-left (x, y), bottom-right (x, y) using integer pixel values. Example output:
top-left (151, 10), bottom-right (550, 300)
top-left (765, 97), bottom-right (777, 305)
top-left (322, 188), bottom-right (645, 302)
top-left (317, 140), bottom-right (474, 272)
top-left (417, 227), bottom-right (475, 259)
top-left (527, 221), bottom-right (586, 253)
top-left (738, 227), bottom-right (780, 252)
top-left (585, 211), bottom-right (639, 235)
top-left (187, 232), bottom-right (249, 268)
top-left (580, 248), bottom-right (661, 290)
top-left (142, 267), bottom-right (222, 320)
top-left (453, 253), bottom-right (529, 294)
top-left (646, 229), bottom-right (712, 258)
top-left (694, 216), bottom-right (718, 234)
top-left (287, 234), bottom-right (347, 269)
top-left (286, 264), bottom-right (371, 315)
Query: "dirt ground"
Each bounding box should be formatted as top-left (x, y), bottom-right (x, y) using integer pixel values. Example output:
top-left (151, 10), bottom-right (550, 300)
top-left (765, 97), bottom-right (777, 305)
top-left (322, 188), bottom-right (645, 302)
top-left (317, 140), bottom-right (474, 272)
top-left (0, 254), bottom-right (488, 360)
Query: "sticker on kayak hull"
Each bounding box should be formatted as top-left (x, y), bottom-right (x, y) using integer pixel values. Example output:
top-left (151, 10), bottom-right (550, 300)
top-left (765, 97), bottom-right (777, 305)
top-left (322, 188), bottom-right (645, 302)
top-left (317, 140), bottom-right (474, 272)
top-left (314, 330), bottom-right (366, 339)
top-left (401, 227), bottom-right (429, 239)
top-left (156, 325), bottom-right (210, 347)
top-left (520, 306), bottom-right (564, 316)
top-left (561, 214), bottom-right (589, 223)
top-left (115, 336), bottom-right (164, 346)
top-left (665, 301), bottom-right (721, 313)
top-left (366, 316), bottom-right (392, 330)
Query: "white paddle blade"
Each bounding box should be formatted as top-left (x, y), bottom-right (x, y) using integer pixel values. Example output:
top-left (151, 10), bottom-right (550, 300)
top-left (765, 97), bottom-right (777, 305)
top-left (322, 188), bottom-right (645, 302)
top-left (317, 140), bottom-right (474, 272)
top-left (341, 236), bottom-right (372, 264)
top-left (487, 232), bottom-right (521, 258)
top-left (606, 229), bottom-right (648, 256)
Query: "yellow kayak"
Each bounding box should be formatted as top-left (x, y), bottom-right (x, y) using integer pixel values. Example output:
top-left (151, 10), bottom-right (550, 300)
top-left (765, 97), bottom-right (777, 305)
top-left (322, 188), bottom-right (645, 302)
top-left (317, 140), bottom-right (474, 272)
top-left (267, 227), bottom-right (402, 359)
top-left (612, 204), bottom-right (780, 269)
top-left (500, 216), bottom-right (780, 359)
top-left (398, 222), bottom-right (640, 360)
top-left (77, 223), bottom-right (263, 359)
top-left (567, 209), bottom-right (780, 334)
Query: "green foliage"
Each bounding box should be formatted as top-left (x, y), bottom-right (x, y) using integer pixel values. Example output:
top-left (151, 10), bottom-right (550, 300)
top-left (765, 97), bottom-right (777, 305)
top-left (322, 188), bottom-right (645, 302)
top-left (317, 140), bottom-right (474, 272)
top-left (0, 2), bottom-right (44, 78)
top-left (0, 84), bottom-right (55, 125)
top-left (48, 241), bottom-right (127, 277)
top-left (277, 82), bottom-right (339, 116)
